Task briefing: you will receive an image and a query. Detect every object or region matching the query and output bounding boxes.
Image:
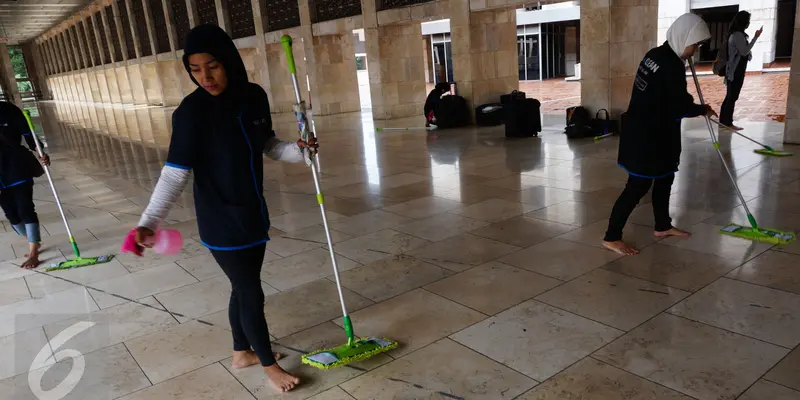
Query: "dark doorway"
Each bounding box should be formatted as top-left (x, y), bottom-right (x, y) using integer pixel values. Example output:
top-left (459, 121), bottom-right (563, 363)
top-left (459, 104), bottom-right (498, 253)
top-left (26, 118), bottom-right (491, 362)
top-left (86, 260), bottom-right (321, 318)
top-left (776, 0), bottom-right (797, 59)
top-left (694, 5), bottom-right (739, 64)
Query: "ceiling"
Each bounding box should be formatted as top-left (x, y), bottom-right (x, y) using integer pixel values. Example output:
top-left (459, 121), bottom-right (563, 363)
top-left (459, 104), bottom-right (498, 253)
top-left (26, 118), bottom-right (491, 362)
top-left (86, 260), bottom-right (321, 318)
top-left (0, 0), bottom-right (88, 45)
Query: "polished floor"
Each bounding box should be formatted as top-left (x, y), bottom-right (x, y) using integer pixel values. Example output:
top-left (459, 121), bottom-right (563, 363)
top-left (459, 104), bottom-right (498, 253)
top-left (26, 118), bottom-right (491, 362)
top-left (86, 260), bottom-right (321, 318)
top-left (1, 98), bottom-right (800, 400)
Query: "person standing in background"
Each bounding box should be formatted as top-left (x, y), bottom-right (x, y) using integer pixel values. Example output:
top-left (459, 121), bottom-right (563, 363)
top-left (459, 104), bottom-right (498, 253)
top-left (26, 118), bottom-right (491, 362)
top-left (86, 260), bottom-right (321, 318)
top-left (720, 11), bottom-right (762, 131)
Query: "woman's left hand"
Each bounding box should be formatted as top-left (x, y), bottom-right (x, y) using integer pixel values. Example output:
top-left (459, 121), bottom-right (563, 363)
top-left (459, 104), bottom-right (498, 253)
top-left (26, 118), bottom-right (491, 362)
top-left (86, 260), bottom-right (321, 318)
top-left (297, 136), bottom-right (319, 152)
top-left (39, 154), bottom-right (50, 166)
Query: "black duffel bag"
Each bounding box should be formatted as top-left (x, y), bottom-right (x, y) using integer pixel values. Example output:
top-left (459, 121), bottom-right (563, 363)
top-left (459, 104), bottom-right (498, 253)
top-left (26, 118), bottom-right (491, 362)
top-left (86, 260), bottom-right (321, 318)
top-left (500, 90), bottom-right (526, 105)
top-left (590, 109), bottom-right (619, 137)
top-left (476, 103), bottom-right (504, 126)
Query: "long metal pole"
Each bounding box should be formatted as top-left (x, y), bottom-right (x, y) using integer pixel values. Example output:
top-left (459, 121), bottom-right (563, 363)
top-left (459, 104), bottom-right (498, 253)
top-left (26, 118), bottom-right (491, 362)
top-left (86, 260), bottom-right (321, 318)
top-left (281, 36), bottom-right (353, 343)
top-left (688, 59), bottom-right (758, 230)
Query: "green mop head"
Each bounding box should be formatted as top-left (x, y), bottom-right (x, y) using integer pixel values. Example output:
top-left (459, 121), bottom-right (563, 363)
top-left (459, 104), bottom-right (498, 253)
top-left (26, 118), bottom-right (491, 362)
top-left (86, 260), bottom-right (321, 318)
top-left (302, 337), bottom-right (398, 370)
top-left (754, 148), bottom-right (793, 157)
top-left (45, 255), bottom-right (115, 272)
top-left (720, 224), bottom-right (796, 245)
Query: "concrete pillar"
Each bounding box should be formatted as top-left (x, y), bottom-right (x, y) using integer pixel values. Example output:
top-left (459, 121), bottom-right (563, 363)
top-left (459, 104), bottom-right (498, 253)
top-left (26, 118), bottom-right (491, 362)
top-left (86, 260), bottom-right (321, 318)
top-left (23, 42), bottom-right (51, 99)
top-left (362, 0), bottom-right (427, 119)
top-left (141, 0), bottom-right (166, 105)
top-left (80, 12), bottom-right (98, 67)
top-left (124, 0), bottom-right (150, 105)
top-left (186, 0), bottom-right (200, 28)
top-left (580, 0), bottom-right (657, 117)
top-left (449, 2), bottom-right (518, 122)
top-left (250, 0), bottom-right (273, 103)
top-left (215, 0), bottom-right (232, 35)
top-left (783, 2), bottom-right (800, 144)
top-left (296, 0), bottom-right (360, 116)
top-left (0, 44), bottom-right (22, 105)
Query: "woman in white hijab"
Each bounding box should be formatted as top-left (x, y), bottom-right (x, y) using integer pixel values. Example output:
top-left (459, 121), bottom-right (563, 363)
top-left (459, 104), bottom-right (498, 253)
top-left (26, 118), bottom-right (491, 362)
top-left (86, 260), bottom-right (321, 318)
top-left (603, 13), bottom-right (718, 256)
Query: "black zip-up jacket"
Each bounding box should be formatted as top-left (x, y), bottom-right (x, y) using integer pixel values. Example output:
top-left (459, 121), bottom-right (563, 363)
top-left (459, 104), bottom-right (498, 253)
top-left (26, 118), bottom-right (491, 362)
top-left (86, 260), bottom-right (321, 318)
top-left (424, 89), bottom-right (443, 120)
top-left (0, 102), bottom-right (39, 188)
top-left (168, 24), bottom-right (275, 250)
top-left (619, 43), bottom-right (707, 178)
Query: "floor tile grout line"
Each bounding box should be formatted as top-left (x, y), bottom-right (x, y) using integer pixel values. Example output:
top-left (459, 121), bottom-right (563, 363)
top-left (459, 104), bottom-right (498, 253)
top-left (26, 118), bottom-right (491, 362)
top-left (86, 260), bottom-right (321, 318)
top-left (219, 360), bottom-right (258, 400)
top-left (664, 311), bottom-right (796, 350)
top-left (762, 378), bottom-right (800, 394)
top-left (122, 341), bottom-right (154, 387)
top-left (585, 355), bottom-right (703, 400)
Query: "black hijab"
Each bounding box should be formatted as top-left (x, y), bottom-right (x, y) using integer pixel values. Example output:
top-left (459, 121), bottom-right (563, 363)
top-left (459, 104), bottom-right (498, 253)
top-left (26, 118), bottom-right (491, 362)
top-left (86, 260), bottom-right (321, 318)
top-left (182, 24), bottom-right (249, 105)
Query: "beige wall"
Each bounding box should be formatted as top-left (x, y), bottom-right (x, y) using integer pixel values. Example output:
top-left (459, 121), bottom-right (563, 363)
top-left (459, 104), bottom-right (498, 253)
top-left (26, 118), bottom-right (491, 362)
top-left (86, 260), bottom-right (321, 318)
top-left (450, 3), bottom-right (518, 119)
top-left (784, 2), bottom-right (800, 144)
top-left (580, 0), bottom-right (657, 118)
top-left (267, 41), bottom-right (311, 113)
top-left (309, 33), bottom-right (361, 116)
top-left (366, 22), bottom-right (427, 120)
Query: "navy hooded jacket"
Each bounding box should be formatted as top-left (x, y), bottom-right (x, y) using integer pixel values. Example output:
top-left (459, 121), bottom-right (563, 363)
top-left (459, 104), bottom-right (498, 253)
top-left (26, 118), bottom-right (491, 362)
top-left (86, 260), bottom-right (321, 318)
top-left (168, 24), bottom-right (276, 250)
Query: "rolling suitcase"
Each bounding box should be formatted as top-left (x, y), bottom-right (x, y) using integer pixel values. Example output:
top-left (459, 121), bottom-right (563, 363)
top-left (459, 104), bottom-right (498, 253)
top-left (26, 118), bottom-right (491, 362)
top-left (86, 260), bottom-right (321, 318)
top-left (504, 98), bottom-right (541, 138)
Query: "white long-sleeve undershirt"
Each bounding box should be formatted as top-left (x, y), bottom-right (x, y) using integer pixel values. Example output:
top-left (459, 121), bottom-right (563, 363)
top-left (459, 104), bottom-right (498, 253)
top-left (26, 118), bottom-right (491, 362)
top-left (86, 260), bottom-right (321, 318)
top-left (138, 138), bottom-right (306, 230)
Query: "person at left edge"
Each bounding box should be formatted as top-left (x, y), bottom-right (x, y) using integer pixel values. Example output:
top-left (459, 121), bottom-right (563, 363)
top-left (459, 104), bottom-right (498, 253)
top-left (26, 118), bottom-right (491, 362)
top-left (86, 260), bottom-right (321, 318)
top-left (134, 24), bottom-right (315, 393)
top-left (0, 101), bottom-right (50, 269)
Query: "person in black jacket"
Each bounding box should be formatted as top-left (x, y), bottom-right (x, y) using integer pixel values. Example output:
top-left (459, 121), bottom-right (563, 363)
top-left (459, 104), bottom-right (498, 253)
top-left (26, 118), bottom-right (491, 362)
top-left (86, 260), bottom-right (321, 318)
top-left (134, 25), bottom-right (315, 392)
top-left (602, 13), bottom-right (717, 256)
top-left (424, 82), bottom-right (451, 127)
top-left (0, 102), bottom-right (49, 269)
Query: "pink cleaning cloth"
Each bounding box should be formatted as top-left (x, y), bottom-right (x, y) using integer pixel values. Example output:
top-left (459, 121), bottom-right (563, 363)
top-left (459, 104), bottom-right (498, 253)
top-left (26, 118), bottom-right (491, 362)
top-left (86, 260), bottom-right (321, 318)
top-left (121, 228), bottom-right (143, 257)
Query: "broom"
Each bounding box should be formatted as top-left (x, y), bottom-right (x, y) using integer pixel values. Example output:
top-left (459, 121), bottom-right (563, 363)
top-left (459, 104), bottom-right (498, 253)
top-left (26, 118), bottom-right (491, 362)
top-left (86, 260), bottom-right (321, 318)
top-left (22, 110), bottom-right (115, 271)
top-left (280, 35), bottom-right (398, 369)
top-left (687, 59), bottom-right (795, 245)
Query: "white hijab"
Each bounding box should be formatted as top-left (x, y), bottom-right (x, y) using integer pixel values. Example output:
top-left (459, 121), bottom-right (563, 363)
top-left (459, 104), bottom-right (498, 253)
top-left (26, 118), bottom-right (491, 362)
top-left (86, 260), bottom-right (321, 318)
top-left (666, 13), bottom-right (712, 58)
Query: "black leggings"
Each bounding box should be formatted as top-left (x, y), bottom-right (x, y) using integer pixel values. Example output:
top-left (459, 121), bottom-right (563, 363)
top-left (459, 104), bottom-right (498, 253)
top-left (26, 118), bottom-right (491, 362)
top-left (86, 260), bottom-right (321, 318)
top-left (720, 58), bottom-right (748, 126)
top-left (604, 174), bottom-right (675, 242)
top-left (210, 243), bottom-right (275, 366)
top-left (0, 180), bottom-right (38, 225)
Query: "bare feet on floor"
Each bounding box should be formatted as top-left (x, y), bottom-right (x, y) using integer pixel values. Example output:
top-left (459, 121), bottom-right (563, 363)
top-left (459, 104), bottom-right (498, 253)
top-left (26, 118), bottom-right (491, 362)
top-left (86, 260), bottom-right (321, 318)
top-left (654, 227), bottom-right (691, 238)
top-left (20, 243), bottom-right (41, 269)
top-left (602, 240), bottom-right (639, 256)
top-left (231, 350), bottom-right (282, 369)
top-left (264, 363), bottom-right (300, 392)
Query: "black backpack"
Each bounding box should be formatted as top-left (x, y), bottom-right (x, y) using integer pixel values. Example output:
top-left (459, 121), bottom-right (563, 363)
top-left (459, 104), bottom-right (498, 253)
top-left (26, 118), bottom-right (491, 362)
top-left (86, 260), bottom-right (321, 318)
top-left (436, 95), bottom-right (469, 129)
top-left (565, 106), bottom-right (593, 138)
top-left (713, 38), bottom-right (729, 77)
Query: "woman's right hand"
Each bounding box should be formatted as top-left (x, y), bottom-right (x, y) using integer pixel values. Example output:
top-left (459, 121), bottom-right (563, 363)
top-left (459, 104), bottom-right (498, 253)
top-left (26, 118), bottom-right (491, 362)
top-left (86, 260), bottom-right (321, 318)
top-left (755, 26), bottom-right (763, 38)
top-left (135, 227), bottom-right (156, 250)
top-left (705, 105), bottom-right (718, 118)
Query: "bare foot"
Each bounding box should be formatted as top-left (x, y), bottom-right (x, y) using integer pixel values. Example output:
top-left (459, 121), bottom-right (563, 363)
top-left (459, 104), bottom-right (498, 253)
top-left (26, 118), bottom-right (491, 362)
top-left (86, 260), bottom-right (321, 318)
top-left (231, 350), bottom-right (282, 369)
top-left (20, 254), bottom-right (40, 269)
top-left (654, 227), bottom-right (691, 238)
top-left (264, 363), bottom-right (300, 393)
top-left (602, 240), bottom-right (639, 256)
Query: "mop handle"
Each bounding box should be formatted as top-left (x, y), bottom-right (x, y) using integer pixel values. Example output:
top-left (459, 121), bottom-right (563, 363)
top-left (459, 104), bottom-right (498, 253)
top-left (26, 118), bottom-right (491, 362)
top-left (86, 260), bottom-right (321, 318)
top-left (280, 36), bottom-right (322, 172)
top-left (706, 117), bottom-right (774, 150)
top-left (281, 35), bottom-right (353, 340)
top-left (687, 60), bottom-right (758, 229)
top-left (22, 110), bottom-right (81, 254)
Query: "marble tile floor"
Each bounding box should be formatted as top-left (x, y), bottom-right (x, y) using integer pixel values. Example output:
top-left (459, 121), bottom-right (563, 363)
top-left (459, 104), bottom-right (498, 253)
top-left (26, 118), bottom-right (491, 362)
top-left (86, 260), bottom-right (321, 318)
top-left (1, 100), bottom-right (799, 399)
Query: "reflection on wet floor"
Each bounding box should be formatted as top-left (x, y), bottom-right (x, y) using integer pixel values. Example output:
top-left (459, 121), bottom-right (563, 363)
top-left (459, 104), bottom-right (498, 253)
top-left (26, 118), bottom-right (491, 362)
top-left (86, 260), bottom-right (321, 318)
top-left (1, 99), bottom-right (799, 399)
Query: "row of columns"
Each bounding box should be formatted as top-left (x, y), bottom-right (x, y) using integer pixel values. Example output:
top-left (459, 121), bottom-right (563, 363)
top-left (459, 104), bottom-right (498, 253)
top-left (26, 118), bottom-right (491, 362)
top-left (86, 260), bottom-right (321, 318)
top-left (31, 0), bottom-right (523, 121)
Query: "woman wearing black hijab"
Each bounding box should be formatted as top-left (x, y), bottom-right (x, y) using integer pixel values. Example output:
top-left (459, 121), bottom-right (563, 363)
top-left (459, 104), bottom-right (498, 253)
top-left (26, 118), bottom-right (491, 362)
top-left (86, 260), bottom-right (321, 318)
top-left (134, 25), bottom-right (314, 392)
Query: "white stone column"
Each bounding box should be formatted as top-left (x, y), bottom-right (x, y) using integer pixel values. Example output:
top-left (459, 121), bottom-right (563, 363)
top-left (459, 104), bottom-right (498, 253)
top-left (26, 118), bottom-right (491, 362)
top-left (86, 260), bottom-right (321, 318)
top-left (657, 0), bottom-right (689, 45)
top-left (0, 43), bottom-right (22, 105)
top-left (783, 1), bottom-right (800, 144)
top-left (580, 0), bottom-right (658, 117)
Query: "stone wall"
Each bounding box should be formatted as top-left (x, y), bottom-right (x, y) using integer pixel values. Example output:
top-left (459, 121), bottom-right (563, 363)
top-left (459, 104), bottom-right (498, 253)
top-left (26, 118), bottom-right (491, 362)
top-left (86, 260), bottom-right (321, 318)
top-left (309, 33), bottom-right (361, 115)
top-left (366, 22), bottom-right (427, 119)
top-left (783, 1), bottom-right (800, 144)
top-left (266, 40), bottom-right (311, 113)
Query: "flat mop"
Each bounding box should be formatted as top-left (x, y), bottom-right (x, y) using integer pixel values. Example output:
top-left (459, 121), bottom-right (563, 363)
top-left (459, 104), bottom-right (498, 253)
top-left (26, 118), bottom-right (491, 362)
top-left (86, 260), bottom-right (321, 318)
top-left (706, 117), bottom-right (793, 157)
top-left (22, 110), bottom-right (115, 271)
top-left (280, 35), bottom-right (398, 370)
top-left (687, 60), bottom-right (795, 245)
